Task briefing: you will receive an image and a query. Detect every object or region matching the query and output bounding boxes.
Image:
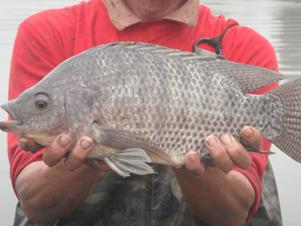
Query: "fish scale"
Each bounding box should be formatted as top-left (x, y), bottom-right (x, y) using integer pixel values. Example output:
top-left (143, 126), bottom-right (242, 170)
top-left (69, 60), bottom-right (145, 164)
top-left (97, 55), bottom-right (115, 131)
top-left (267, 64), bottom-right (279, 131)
top-left (89, 45), bottom-right (274, 162)
top-left (1, 42), bottom-right (301, 177)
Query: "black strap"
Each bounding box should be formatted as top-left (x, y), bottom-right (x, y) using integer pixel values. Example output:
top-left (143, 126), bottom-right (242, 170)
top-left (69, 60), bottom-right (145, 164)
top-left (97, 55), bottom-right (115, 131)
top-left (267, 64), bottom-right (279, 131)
top-left (192, 23), bottom-right (238, 59)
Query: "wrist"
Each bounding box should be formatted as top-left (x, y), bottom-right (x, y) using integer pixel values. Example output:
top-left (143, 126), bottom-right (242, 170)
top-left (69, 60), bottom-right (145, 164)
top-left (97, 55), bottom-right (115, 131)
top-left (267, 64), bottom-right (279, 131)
top-left (16, 161), bottom-right (101, 223)
top-left (174, 167), bottom-right (255, 226)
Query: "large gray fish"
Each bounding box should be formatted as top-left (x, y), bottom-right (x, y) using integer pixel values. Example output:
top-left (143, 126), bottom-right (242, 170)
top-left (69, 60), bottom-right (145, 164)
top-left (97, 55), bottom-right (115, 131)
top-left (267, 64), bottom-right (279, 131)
top-left (1, 42), bottom-right (301, 177)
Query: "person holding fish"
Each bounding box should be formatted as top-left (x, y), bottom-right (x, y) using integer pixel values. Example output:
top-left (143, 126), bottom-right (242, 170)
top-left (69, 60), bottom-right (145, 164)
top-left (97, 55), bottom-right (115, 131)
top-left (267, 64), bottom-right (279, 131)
top-left (4, 0), bottom-right (284, 226)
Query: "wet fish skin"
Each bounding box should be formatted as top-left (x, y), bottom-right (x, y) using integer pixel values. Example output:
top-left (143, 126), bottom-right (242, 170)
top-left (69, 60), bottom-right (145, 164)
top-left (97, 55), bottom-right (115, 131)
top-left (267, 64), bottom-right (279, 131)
top-left (0, 42), bottom-right (300, 177)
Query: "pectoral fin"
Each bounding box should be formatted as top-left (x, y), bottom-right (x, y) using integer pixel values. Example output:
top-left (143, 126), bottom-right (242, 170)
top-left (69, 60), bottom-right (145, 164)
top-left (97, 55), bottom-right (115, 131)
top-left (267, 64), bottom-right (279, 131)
top-left (90, 123), bottom-right (154, 150)
top-left (104, 148), bottom-right (155, 177)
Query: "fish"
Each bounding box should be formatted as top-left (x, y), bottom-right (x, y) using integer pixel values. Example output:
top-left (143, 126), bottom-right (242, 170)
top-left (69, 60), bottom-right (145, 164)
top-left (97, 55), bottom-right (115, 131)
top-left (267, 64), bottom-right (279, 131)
top-left (1, 42), bottom-right (301, 177)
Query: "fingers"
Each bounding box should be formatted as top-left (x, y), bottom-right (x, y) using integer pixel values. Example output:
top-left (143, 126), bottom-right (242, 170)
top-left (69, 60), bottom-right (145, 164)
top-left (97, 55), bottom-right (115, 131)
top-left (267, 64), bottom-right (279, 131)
top-left (205, 134), bottom-right (251, 173)
top-left (43, 134), bottom-right (105, 172)
top-left (63, 137), bottom-right (94, 171)
top-left (43, 134), bottom-right (72, 167)
top-left (43, 134), bottom-right (95, 171)
top-left (220, 134), bottom-right (251, 169)
top-left (240, 126), bottom-right (263, 151)
top-left (205, 135), bottom-right (234, 172)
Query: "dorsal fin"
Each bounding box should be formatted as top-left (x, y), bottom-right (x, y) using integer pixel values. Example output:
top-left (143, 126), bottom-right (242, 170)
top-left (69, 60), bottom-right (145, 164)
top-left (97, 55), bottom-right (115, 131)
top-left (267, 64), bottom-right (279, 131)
top-left (205, 60), bottom-right (284, 93)
top-left (82, 42), bottom-right (284, 92)
top-left (97, 41), bottom-right (214, 62)
top-left (111, 42), bottom-right (284, 92)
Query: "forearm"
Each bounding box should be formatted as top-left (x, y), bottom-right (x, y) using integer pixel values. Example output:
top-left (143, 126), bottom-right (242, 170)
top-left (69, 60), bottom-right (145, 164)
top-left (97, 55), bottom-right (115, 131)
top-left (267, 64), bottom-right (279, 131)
top-left (175, 167), bottom-right (255, 226)
top-left (15, 160), bottom-right (101, 224)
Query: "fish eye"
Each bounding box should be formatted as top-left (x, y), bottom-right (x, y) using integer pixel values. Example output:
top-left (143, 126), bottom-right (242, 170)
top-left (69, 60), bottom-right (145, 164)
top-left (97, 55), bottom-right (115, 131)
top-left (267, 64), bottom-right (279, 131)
top-left (34, 93), bottom-right (50, 110)
top-left (35, 100), bottom-right (48, 109)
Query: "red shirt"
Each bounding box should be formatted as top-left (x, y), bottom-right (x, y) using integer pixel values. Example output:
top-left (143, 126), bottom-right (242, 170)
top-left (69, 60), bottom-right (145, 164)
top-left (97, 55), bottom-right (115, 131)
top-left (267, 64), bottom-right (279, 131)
top-left (8, 0), bottom-right (278, 217)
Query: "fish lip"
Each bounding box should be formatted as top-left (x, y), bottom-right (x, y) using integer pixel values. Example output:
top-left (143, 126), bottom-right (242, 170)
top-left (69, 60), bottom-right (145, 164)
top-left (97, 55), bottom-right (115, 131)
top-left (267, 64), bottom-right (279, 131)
top-left (0, 120), bottom-right (23, 132)
top-left (1, 103), bottom-right (24, 128)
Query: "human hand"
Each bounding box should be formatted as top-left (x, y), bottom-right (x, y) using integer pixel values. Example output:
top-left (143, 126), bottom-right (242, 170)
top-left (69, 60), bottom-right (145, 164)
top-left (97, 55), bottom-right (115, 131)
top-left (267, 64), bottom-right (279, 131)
top-left (184, 126), bottom-right (262, 176)
top-left (42, 134), bottom-right (95, 170)
top-left (16, 134), bottom-right (108, 224)
top-left (20, 134), bottom-right (109, 171)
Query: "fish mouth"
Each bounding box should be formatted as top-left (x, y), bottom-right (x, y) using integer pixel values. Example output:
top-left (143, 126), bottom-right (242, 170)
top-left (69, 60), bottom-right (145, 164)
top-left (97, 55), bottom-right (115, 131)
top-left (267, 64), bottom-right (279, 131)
top-left (0, 120), bottom-right (23, 132)
top-left (0, 103), bottom-right (23, 133)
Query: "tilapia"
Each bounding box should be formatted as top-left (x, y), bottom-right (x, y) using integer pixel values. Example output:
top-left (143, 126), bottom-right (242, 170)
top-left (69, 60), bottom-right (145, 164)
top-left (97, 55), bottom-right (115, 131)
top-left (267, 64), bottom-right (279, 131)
top-left (1, 42), bottom-right (301, 177)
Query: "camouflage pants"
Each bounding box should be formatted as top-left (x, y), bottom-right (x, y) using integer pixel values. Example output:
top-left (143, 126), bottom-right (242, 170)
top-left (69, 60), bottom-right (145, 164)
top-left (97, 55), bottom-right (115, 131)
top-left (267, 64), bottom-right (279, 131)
top-left (13, 162), bottom-right (282, 226)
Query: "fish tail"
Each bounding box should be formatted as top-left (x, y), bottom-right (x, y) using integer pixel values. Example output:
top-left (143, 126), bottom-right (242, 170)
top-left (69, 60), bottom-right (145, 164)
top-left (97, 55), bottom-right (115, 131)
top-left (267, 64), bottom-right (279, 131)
top-left (269, 79), bottom-right (301, 163)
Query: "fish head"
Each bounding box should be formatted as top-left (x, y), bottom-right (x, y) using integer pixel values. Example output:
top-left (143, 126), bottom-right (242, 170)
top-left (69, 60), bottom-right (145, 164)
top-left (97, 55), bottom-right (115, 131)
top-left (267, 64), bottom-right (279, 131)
top-left (0, 86), bottom-right (67, 147)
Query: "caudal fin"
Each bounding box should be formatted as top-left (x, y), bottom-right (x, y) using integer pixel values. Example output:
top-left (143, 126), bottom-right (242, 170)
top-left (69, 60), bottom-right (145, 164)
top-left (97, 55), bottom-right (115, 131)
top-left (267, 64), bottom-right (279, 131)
top-left (270, 79), bottom-right (301, 163)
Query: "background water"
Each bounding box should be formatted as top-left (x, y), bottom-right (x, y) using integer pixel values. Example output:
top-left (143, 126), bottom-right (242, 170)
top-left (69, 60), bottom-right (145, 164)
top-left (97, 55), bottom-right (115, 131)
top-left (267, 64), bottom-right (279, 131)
top-left (0, 0), bottom-right (301, 225)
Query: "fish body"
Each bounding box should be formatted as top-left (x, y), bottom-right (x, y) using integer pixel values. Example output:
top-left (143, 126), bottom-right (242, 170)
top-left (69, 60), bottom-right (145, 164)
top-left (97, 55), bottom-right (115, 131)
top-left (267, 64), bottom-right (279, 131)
top-left (1, 42), bottom-right (300, 177)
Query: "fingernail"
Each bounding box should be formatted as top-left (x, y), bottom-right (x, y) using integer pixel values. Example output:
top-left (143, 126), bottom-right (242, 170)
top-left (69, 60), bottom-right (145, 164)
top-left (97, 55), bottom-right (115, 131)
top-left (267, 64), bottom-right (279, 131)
top-left (80, 139), bottom-right (92, 149)
top-left (58, 135), bottom-right (71, 147)
top-left (221, 134), bottom-right (233, 145)
top-left (206, 136), bottom-right (218, 147)
top-left (242, 127), bottom-right (254, 138)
